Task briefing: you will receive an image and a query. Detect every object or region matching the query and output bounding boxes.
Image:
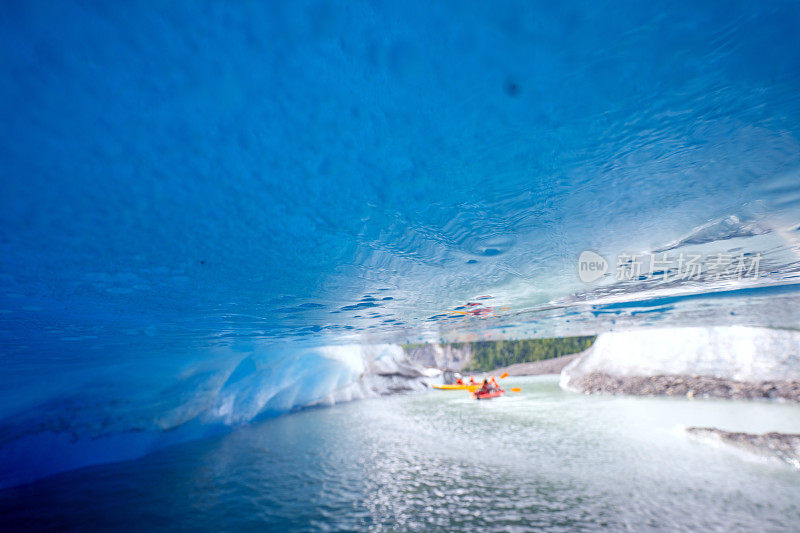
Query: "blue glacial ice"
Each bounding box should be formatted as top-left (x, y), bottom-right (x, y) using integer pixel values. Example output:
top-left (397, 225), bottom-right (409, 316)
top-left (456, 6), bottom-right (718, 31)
top-left (1, 0), bottom-right (800, 486)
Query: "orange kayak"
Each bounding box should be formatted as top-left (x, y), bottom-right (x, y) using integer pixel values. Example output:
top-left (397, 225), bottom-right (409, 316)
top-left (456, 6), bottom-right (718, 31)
top-left (473, 389), bottom-right (505, 400)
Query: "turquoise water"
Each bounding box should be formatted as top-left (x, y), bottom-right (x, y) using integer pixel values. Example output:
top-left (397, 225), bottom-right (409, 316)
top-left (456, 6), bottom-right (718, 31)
top-left (4, 376), bottom-right (800, 531)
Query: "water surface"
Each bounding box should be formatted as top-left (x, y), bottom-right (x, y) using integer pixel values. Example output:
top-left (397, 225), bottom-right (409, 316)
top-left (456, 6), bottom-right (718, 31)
top-left (3, 376), bottom-right (799, 531)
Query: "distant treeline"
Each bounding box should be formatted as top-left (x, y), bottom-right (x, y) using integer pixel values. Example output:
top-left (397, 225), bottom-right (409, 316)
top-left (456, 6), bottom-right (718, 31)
top-left (461, 336), bottom-right (596, 372)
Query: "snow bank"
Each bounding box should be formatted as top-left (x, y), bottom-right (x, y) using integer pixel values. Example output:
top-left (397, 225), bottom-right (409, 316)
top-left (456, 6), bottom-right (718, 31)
top-left (560, 326), bottom-right (800, 391)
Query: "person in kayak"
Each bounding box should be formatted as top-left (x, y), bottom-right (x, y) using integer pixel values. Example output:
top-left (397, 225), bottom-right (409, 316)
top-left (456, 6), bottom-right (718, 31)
top-left (477, 378), bottom-right (496, 396)
top-left (455, 376), bottom-right (465, 385)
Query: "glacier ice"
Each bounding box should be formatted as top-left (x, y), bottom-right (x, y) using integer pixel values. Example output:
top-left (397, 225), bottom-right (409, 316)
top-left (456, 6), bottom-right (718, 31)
top-left (1, 0), bottom-right (800, 487)
top-left (560, 326), bottom-right (800, 391)
top-left (0, 342), bottom-right (429, 488)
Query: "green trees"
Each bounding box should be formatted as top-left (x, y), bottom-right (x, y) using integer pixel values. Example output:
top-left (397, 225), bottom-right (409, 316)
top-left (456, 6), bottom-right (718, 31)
top-left (462, 336), bottom-right (595, 372)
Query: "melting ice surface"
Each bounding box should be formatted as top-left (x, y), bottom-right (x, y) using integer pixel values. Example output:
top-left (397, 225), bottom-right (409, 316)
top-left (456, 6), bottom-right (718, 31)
top-left (1, 0), bottom-right (800, 487)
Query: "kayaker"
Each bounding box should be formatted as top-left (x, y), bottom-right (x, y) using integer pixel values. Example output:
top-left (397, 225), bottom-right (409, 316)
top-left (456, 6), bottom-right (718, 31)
top-left (455, 377), bottom-right (464, 385)
top-left (477, 379), bottom-right (494, 395)
top-left (490, 376), bottom-right (500, 389)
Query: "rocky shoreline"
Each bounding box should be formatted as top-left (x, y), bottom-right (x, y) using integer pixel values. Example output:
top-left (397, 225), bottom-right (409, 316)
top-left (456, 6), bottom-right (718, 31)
top-left (565, 371), bottom-right (800, 402)
top-left (687, 427), bottom-right (800, 469)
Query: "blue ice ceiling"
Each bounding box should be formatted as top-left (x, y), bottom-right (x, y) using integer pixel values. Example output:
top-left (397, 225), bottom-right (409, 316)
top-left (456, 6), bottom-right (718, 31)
top-left (3, 0), bottom-right (799, 350)
top-left (1, 0), bottom-right (800, 486)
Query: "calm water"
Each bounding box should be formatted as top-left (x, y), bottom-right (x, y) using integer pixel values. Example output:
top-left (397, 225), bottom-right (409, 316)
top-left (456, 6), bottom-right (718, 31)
top-left (2, 376), bottom-right (800, 531)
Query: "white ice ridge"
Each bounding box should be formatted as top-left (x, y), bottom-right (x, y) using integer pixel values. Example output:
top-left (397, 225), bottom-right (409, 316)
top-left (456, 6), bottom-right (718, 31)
top-left (0, 342), bottom-right (429, 489)
top-left (560, 326), bottom-right (800, 390)
top-left (198, 343), bottom-right (428, 425)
